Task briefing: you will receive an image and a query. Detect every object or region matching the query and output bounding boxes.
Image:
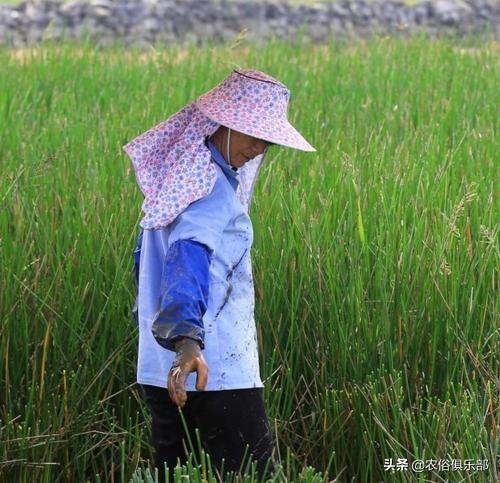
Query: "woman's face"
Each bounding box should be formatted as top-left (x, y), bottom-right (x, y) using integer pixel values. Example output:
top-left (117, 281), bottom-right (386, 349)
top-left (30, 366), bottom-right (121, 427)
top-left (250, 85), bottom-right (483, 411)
top-left (210, 126), bottom-right (274, 169)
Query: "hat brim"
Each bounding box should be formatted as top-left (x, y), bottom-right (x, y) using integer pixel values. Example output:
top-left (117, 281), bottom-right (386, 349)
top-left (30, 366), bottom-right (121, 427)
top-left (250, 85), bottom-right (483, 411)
top-left (195, 100), bottom-right (316, 153)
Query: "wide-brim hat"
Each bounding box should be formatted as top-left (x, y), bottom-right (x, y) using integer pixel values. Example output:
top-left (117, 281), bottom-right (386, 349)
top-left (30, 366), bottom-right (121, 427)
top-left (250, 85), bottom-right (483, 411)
top-left (195, 69), bottom-right (316, 152)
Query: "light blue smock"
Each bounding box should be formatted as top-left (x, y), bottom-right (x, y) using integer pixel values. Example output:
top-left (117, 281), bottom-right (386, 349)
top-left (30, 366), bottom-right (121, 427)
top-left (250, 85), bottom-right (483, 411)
top-left (135, 138), bottom-right (264, 391)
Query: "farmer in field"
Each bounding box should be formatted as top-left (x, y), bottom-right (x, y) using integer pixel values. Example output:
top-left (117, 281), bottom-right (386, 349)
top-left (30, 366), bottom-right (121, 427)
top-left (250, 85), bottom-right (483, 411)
top-left (123, 69), bottom-right (315, 482)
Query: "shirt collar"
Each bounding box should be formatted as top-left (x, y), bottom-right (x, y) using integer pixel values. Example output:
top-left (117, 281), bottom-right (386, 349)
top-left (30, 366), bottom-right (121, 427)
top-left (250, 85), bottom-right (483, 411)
top-left (205, 137), bottom-right (240, 191)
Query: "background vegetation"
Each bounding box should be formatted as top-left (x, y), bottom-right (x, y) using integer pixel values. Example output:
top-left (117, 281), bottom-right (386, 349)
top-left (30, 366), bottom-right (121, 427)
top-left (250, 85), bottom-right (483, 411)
top-left (0, 33), bottom-right (498, 482)
top-left (0, 0), bottom-right (438, 6)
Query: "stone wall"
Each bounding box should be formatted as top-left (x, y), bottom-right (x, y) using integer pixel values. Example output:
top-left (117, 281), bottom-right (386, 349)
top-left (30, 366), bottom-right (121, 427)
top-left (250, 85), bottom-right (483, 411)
top-left (0, 0), bottom-right (498, 47)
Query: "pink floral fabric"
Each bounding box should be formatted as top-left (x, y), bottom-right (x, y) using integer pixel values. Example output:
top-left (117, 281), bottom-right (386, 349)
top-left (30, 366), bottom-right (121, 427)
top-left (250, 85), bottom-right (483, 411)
top-left (196, 69), bottom-right (316, 153)
top-left (123, 69), bottom-right (315, 230)
top-left (123, 102), bottom-right (220, 230)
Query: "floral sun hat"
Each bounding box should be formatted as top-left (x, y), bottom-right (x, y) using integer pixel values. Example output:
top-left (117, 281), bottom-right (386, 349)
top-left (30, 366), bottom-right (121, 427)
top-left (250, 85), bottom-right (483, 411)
top-left (123, 69), bottom-right (316, 230)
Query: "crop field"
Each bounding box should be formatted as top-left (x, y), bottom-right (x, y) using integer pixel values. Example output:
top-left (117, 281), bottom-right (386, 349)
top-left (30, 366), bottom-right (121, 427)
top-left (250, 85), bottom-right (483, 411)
top-left (0, 34), bottom-right (498, 482)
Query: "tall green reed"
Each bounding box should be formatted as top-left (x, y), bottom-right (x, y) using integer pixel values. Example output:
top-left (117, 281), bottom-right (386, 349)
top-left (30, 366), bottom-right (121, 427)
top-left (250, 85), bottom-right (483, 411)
top-left (0, 33), bottom-right (498, 481)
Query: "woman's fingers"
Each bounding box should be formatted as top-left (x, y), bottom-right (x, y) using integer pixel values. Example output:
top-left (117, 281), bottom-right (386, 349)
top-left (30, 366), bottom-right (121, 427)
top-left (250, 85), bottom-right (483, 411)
top-left (167, 339), bottom-right (208, 407)
top-left (173, 366), bottom-right (189, 408)
top-left (168, 359), bottom-right (208, 406)
top-left (195, 359), bottom-right (209, 391)
top-left (167, 365), bottom-right (182, 406)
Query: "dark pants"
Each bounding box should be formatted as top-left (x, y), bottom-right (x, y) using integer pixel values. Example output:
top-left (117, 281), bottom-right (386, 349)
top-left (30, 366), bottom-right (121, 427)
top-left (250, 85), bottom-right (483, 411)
top-left (140, 384), bottom-right (280, 483)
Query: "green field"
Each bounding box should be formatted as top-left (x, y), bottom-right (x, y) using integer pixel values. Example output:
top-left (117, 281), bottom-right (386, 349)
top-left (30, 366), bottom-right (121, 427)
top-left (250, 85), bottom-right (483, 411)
top-left (0, 34), bottom-right (498, 482)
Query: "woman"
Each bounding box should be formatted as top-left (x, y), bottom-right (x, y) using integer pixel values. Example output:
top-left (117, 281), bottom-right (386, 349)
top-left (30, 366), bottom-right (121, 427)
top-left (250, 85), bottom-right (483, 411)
top-left (123, 69), bottom-right (315, 482)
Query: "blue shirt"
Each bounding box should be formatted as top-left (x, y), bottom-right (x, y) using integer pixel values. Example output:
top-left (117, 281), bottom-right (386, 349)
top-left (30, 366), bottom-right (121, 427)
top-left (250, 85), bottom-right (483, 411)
top-left (133, 137), bottom-right (264, 390)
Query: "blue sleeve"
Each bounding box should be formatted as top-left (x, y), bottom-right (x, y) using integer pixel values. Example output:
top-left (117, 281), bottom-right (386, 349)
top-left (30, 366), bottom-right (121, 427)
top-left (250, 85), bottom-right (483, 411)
top-left (151, 238), bottom-right (211, 352)
top-left (132, 227), bottom-right (144, 325)
top-left (148, 170), bottom-right (233, 351)
top-left (133, 228), bottom-right (144, 285)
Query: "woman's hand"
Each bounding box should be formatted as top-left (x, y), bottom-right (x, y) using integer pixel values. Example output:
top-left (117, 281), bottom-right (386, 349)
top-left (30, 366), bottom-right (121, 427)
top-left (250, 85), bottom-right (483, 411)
top-left (168, 337), bottom-right (208, 408)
